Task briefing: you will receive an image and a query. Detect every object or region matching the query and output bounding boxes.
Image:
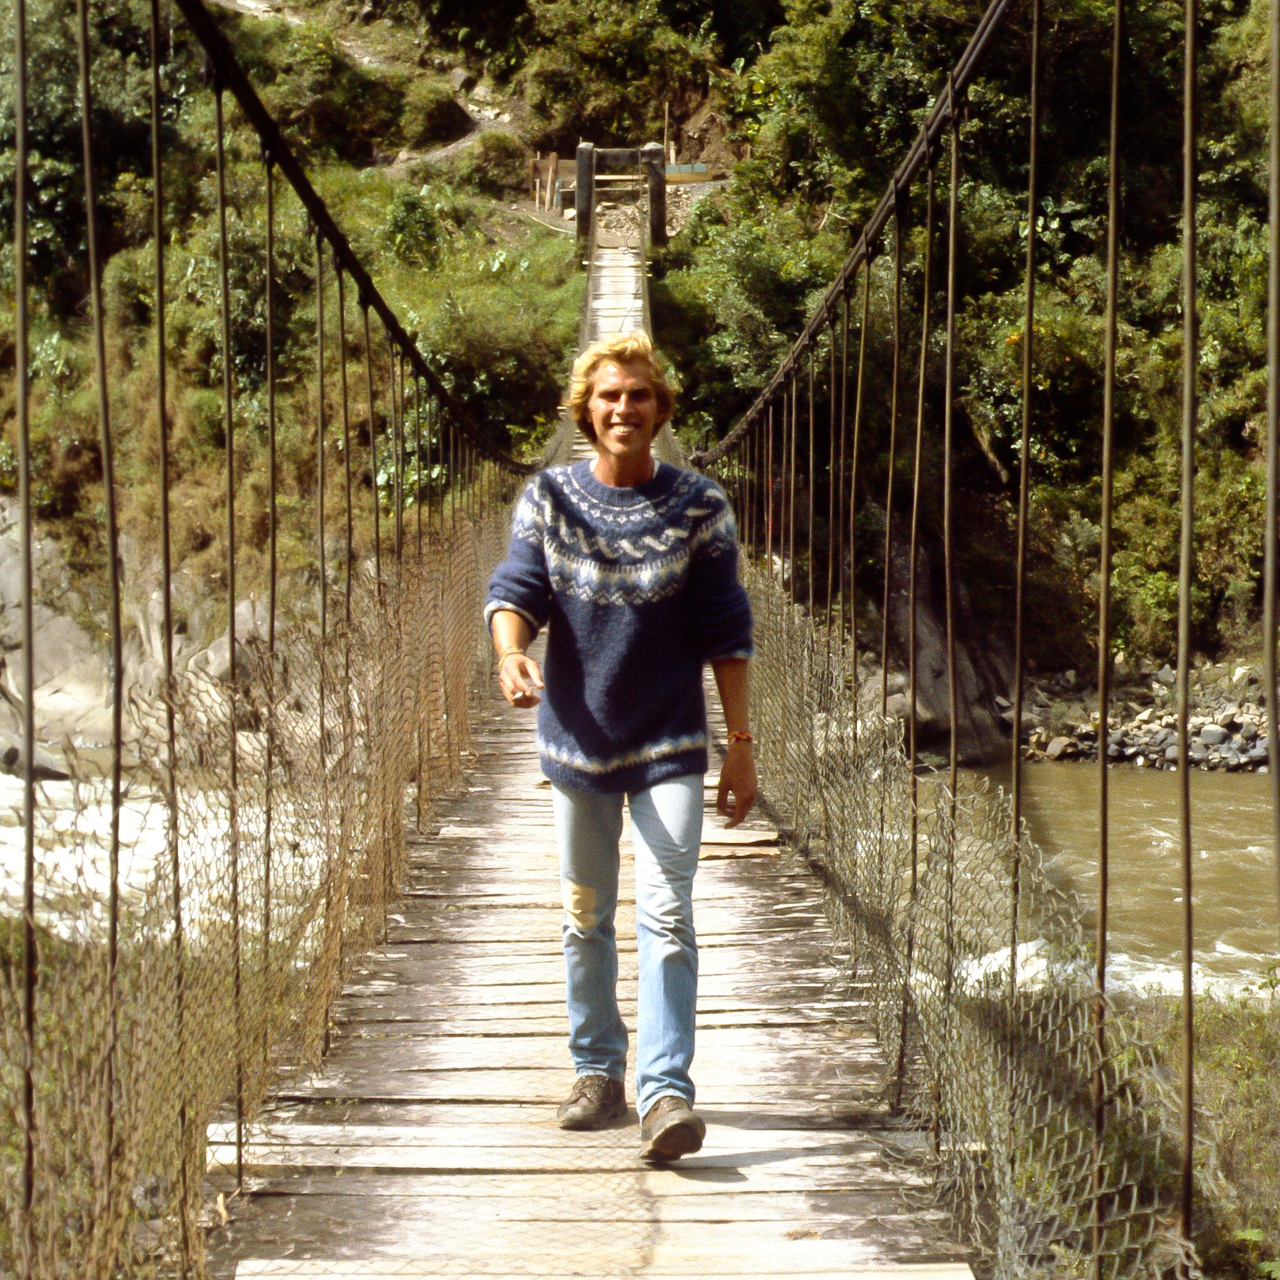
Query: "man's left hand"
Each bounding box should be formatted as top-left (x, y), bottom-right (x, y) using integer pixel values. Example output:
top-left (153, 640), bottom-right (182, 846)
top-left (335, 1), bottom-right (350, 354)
top-left (716, 742), bottom-right (758, 829)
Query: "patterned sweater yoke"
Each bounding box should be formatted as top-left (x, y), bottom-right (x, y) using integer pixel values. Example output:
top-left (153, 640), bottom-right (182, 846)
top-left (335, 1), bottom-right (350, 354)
top-left (484, 460), bottom-right (753, 793)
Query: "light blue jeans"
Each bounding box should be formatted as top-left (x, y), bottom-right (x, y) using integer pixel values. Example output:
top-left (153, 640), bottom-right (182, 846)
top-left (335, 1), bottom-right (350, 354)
top-left (550, 774), bottom-right (703, 1118)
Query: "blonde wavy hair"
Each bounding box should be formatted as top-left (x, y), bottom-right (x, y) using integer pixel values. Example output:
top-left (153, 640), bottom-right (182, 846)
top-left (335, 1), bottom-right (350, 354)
top-left (566, 332), bottom-right (676, 444)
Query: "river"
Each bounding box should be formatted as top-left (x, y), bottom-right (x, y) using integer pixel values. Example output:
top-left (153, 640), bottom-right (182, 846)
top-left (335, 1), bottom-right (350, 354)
top-left (985, 760), bottom-right (1280, 995)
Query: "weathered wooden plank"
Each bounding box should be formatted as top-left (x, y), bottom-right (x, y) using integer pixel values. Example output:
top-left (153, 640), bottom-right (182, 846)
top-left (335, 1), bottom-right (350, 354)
top-left (232, 1264), bottom-right (967, 1274)
top-left (331, 978), bottom-right (835, 1007)
top-left (212, 1186), bottom-right (941, 1224)
top-left (208, 1121), bottom-right (904, 1151)
top-left (275, 1074), bottom-right (885, 1105)
top-left (211, 666), bottom-right (961, 1280)
top-left (208, 1144), bottom-right (921, 1181)
top-left (234, 1263), bottom-right (972, 1279)
top-left (215, 1102), bottom-right (908, 1135)
top-left (211, 1170), bottom-right (937, 1201)
top-left (312, 1028), bottom-right (877, 1065)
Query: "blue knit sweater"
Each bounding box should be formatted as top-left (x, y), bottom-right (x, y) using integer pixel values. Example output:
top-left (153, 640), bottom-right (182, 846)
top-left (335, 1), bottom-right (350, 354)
top-left (484, 459), bottom-right (753, 793)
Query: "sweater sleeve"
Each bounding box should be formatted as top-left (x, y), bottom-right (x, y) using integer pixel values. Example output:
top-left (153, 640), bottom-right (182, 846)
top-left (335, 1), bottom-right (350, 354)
top-left (687, 485), bottom-right (753, 662)
top-left (484, 476), bottom-right (552, 635)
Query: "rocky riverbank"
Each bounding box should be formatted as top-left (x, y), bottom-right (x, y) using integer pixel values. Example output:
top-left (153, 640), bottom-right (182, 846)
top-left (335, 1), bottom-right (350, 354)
top-left (1010, 661), bottom-right (1271, 772)
top-left (0, 498), bottom-right (294, 781)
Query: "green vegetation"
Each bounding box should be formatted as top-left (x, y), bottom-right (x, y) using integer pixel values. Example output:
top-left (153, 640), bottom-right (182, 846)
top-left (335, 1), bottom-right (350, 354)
top-left (2, 0), bottom-right (1278, 1271)
top-left (0, 0), bottom-right (579, 600)
top-left (660, 0), bottom-right (1273, 666)
top-left (1138, 989), bottom-right (1280, 1278)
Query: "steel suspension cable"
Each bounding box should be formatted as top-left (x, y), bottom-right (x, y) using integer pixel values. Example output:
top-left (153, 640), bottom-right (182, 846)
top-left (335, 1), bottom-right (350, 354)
top-left (944, 81), bottom-right (961, 807)
top-left (1011, 0), bottom-right (1042, 1017)
top-left (850, 247), bottom-right (872, 718)
top-left (74, 0), bottom-right (126, 1194)
top-left (363, 306), bottom-right (382, 600)
top-left (836, 294), bottom-right (850, 642)
top-left (150, 2), bottom-right (189, 1262)
top-left (807, 348), bottom-right (816, 613)
top-left (879, 196), bottom-right (905, 731)
top-left (1094, 0), bottom-right (1125, 1265)
top-left (1268, 0), bottom-right (1280, 953)
top-left (392, 339), bottom-right (404, 565)
top-left (895, 155), bottom-right (937, 1110)
top-left (940, 85), bottom-right (963, 1103)
top-left (14, 0), bottom-right (35, 1264)
top-left (829, 325), bottom-right (839, 675)
top-left (337, 266), bottom-right (354, 637)
top-left (766, 402), bottom-right (776, 579)
top-left (416, 376), bottom-right (424, 556)
top-left (1177, 0), bottom-right (1199, 1245)
top-left (262, 150), bottom-right (278, 1090)
top-left (214, 82), bottom-right (245, 1191)
top-left (788, 377), bottom-right (798, 599)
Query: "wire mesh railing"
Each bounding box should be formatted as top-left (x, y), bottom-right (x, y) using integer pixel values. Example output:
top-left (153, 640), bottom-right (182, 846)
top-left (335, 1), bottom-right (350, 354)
top-left (1, 0), bottom-right (527, 1274)
top-left (693, 0), bottom-right (1280, 1273)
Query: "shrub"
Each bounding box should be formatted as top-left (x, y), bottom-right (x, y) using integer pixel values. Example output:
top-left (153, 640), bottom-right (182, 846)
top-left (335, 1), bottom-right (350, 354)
top-left (520, 0), bottom-right (717, 149)
top-left (399, 76), bottom-right (473, 149)
top-left (448, 131), bottom-right (530, 197)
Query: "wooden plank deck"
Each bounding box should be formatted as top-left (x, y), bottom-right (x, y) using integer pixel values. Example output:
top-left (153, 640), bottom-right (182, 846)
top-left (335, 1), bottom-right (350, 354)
top-left (207, 660), bottom-right (973, 1279)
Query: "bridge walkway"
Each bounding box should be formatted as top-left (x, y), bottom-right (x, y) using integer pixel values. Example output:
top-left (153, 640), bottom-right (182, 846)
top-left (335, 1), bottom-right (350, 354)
top-left (206, 645), bottom-right (973, 1278)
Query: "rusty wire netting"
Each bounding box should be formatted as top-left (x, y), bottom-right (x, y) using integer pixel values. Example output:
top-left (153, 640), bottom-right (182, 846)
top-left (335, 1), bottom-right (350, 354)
top-left (742, 562), bottom-right (1196, 1280)
top-left (0, 0), bottom-right (529, 1271)
top-left (683, 0), bottom-right (1280, 1263)
top-left (0, 507), bottom-right (513, 1279)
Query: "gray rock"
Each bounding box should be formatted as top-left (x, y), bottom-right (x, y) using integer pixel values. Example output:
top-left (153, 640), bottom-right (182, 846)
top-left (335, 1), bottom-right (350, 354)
top-left (1239, 718), bottom-right (1259, 742)
top-left (448, 67), bottom-right (477, 93)
top-left (1199, 724), bottom-right (1229, 747)
top-left (885, 691), bottom-right (943, 733)
top-left (359, 4), bottom-right (376, 21)
top-left (131, 1174), bottom-right (169, 1219)
top-left (1164, 745), bottom-right (1179, 762)
top-left (1216, 705), bottom-right (1239, 730)
top-left (1189, 742), bottom-right (1209, 763)
top-left (1155, 664), bottom-right (1176, 686)
top-left (1046, 736), bottom-right (1075, 760)
top-left (0, 537), bottom-right (22, 611)
top-left (0, 731), bottom-right (70, 780)
top-left (1248, 744), bottom-right (1269, 763)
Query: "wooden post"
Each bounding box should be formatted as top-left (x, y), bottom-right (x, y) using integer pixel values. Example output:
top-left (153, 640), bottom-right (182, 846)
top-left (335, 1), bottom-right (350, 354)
top-left (642, 141), bottom-right (666, 247)
top-left (575, 141), bottom-right (594, 246)
top-left (546, 151), bottom-right (558, 211)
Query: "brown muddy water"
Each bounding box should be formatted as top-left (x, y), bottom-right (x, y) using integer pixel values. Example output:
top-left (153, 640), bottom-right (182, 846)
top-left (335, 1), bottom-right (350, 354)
top-left (981, 760), bottom-right (1280, 994)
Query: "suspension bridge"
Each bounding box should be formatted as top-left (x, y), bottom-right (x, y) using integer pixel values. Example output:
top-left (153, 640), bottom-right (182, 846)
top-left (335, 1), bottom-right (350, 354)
top-left (3, 0), bottom-right (1278, 1276)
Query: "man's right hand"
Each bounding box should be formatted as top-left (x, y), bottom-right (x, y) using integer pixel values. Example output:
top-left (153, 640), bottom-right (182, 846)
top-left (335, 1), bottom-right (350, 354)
top-left (499, 651), bottom-right (544, 709)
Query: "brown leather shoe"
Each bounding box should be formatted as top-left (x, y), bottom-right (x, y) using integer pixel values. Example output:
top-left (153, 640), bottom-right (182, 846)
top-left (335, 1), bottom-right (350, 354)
top-left (639, 1094), bottom-right (705, 1162)
top-left (557, 1074), bottom-right (626, 1130)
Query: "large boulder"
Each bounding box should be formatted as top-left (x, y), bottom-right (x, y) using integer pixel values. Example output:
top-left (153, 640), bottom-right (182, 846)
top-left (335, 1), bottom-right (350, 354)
top-left (882, 526), bottom-right (1013, 765)
top-left (0, 606), bottom-right (113, 743)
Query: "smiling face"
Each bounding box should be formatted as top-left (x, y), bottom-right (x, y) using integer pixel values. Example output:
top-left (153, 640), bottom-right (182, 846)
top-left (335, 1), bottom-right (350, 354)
top-left (587, 359), bottom-right (661, 467)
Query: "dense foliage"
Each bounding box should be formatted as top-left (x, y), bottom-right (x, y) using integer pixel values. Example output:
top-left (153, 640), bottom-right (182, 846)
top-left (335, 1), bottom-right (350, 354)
top-left (641, 0), bottom-right (1273, 664)
top-left (0, 0), bottom-right (579, 591)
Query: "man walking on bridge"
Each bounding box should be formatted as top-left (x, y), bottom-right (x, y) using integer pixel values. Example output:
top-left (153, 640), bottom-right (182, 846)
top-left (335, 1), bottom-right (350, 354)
top-left (484, 331), bottom-right (757, 1162)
